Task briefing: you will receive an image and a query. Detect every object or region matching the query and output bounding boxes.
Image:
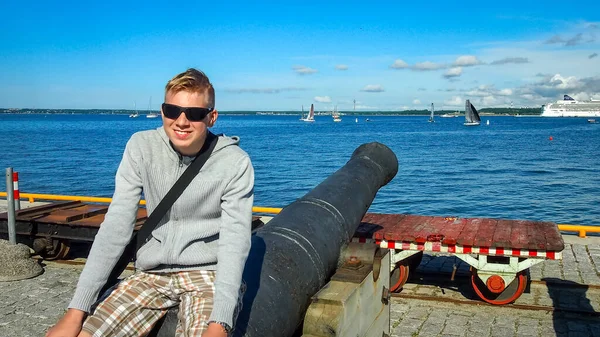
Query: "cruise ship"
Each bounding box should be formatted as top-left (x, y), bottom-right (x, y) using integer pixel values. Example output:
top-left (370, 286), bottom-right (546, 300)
top-left (541, 95), bottom-right (600, 117)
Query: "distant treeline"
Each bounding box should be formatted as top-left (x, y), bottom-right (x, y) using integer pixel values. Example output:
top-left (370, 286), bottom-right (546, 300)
top-left (1, 107), bottom-right (542, 116)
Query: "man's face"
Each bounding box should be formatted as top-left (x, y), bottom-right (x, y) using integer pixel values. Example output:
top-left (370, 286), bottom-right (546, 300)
top-left (162, 90), bottom-right (218, 156)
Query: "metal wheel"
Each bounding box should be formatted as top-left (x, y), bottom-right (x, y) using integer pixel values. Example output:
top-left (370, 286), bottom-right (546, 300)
top-left (42, 240), bottom-right (71, 260)
top-left (471, 270), bottom-right (527, 305)
top-left (389, 251), bottom-right (424, 293)
top-left (390, 264), bottom-right (409, 293)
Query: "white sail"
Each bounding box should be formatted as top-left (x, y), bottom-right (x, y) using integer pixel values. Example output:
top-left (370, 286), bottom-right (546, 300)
top-left (129, 101), bottom-right (139, 118)
top-left (301, 104), bottom-right (315, 122)
top-left (332, 105), bottom-right (341, 122)
top-left (146, 97), bottom-right (159, 118)
top-left (428, 103), bottom-right (435, 122)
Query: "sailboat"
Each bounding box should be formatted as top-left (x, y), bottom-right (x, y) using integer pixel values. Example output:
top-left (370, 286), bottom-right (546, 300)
top-left (428, 103), bottom-right (435, 123)
top-left (146, 97), bottom-right (159, 118)
top-left (332, 105), bottom-right (341, 122)
top-left (300, 104), bottom-right (316, 122)
top-left (464, 99), bottom-right (481, 126)
top-left (129, 101), bottom-right (139, 118)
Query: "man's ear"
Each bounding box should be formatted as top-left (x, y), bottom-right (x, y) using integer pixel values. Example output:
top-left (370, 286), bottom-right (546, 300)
top-left (208, 110), bottom-right (218, 127)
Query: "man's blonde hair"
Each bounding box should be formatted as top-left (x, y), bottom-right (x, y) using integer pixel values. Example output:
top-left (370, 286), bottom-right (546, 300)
top-left (165, 68), bottom-right (215, 108)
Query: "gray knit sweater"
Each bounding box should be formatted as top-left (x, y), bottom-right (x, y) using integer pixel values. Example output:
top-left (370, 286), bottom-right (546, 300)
top-left (68, 127), bottom-right (254, 327)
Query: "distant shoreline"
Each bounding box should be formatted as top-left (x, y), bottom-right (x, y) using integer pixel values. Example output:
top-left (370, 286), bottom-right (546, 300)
top-left (0, 108), bottom-right (542, 117)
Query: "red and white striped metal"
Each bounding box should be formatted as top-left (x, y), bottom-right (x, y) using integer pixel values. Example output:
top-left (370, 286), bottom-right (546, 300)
top-left (12, 171), bottom-right (20, 210)
top-left (12, 172), bottom-right (19, 199)
top-left (351, 237), bottom-right (562, 260)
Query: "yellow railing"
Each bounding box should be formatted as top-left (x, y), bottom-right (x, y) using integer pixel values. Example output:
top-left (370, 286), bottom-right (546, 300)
top-left (2, 192), bottom-right (599, 236)
top-left (556, 224), bottom-right (600, 238)
top-left (0, 192), bottom-right (282, 215)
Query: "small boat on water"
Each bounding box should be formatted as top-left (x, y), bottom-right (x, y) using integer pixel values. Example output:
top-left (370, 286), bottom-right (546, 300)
top-left (146, 97), bottom-right (159, 118)
top-left (300, 104), bottom-right (316, 122)
top-left (464, 99), bottom-right (481, 126)
top-left (588, 119), bottom-right (597, 124)
top-left (440, 111), bottom-right (460, 118)
top-left (332, 105), bottom-right (341, 122)
top-left (129, 101), bottom-right (139, 118)
top-left (428, 103), bottom-right (435, 123)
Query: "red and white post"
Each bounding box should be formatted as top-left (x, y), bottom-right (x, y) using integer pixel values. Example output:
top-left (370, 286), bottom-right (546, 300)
top-left (13, 172), bottom-right (20, 211)
top-left (5, 167), bottom-right (17, 244)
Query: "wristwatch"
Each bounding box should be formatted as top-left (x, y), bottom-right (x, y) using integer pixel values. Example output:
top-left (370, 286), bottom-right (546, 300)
top-left (207, 320), bottom-right (232, 333)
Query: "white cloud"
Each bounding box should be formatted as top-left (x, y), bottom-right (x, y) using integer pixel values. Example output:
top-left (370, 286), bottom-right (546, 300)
top-left (390, 59), bottom-right (409, 69)
top-left (314, 96), bottom-right (331, 103)
top-left (482, 95), bottom-right (498, 106)
top-left (544, 35), bottom-right (564, 44)
top-left (412, 61), bottom-right (445, 71)
top-left (443, 67), bottom-right (463, 79)
top-left (548, 74), bottom-right (582, 90)
top-left (225, 87), bottom-right (307, 94)
top-left (444, 96), bottom-right (463, 106)
top-left (498, 88), bottom-right (513, 96)
top-left (335, 64), bottom-right (349, 70)
top-left (565, 33), bottom-right (584, 46)
top-left (412, 99), bottom-right (421, 105)
top-left (361, 84), bottom-right (385, 92)
top-left (490, 57), bottom-right (530, 65)
top-left (458, 73), bottom-right (600, 107)
top-left (544, 33), bottom-right (593, 46)
top-left (292, 65), bottom-right (318, 75)
top-left (453, 55), bottom-right (482, 67)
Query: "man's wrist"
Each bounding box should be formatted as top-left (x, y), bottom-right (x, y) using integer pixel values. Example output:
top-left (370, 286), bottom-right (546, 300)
top-left (65, 308), bottom-right (87, 322)
top-left (207, 321), bottom-right (231, 333)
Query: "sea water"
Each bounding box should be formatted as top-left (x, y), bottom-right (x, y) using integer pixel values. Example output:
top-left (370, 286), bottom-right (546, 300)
top-left (0, 113), bottom-right (598, 226)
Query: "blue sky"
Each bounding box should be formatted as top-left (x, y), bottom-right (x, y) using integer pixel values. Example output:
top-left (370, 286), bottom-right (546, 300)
top-left (1, 1), bottom-right (599, 111)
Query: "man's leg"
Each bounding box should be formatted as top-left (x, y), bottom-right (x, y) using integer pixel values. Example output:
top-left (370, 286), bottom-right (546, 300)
top-left (81, 272), bottom-right (178, 337)
top-left (174, 270), bottom-right (216, 337)
top-left (175, 271), bottom-right (245, 337)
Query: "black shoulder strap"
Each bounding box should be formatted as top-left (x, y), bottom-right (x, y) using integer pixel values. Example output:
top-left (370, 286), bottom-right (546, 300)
top-left (135, 132), bottom-right (219, 249)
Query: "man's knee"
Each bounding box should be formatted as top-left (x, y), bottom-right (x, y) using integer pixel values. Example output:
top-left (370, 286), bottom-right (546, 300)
top-left (77, 331), bottom-right (92, 337)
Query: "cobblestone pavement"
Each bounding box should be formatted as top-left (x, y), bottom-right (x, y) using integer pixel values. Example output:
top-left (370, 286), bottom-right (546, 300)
top-left (0, 265), bottom-right (79, 337)
top-left (0, 230), bottom-right (599, 336)
top-left (390, 297), bottom-right (600, 337)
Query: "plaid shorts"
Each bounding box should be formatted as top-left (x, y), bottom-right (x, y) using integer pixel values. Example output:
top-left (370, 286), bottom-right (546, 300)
top-left (82, 270), bottom-right (242, 337)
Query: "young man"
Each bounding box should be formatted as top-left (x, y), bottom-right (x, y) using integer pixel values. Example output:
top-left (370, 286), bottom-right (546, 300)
top-left (47, 68), bottom-right (254, 337)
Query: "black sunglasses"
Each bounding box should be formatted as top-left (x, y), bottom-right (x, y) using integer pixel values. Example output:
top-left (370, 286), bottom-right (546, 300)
top-left (161, 103), bottom-right (214, 122)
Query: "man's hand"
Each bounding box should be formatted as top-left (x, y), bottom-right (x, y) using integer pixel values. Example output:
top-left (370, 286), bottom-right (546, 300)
top-left (45, 308), bottom-right (86, 337)
top-left (201, 322), bottom-right (228, 337)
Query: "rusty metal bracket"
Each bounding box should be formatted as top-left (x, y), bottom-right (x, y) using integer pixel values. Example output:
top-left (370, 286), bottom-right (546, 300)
top-left (381, 286), bottom-right (391, 305)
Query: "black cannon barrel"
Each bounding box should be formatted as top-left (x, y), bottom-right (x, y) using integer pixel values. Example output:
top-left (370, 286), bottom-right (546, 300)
top-left (234, 142), bottom-right (398, 336)
top-left (154, 142), bottom-right (398, 337)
